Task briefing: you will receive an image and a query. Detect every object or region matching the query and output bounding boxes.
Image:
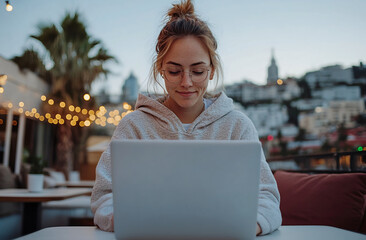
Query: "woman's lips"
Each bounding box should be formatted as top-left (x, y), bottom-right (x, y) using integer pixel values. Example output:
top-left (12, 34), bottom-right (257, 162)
top-left (177, 91), bottom-right (195, 97)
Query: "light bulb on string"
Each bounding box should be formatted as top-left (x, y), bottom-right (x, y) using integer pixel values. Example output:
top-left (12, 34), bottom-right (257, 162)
top-left (83, 93), bottom-right (91, 101)
top-left (5, 1), bottom-right (13, 11)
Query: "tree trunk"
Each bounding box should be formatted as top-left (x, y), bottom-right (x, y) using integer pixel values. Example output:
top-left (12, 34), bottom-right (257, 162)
top-left (55, 124), bottom-right (73, 179)
top-left (71, 126), bottom-right (90, 171)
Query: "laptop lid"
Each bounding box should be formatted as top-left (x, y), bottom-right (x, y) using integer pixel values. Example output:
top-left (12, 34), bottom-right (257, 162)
top-left (111, 140), bottom-right (261, 240)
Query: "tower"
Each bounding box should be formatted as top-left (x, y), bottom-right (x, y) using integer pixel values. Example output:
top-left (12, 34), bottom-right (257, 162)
top-left (121, 72), bottom-right (139, 102)
top-left (267, 49), bottom-right (279, 84)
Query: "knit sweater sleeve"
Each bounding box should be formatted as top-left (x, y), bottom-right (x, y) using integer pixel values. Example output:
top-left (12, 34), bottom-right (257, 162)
top-left (91, 115), bottom-right (138, 232)
top-left (241, 117), bottom-right (282, 235)
top-left (90, 148), bottom-right (114, 231)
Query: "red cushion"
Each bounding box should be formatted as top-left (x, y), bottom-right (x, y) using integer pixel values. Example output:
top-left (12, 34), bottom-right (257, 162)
top-left (274, 171), bottom-right (366, 233)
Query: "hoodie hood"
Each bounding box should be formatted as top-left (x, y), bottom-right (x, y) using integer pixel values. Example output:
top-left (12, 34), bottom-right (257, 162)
top-left (135, 92), bottom-right (234, 134)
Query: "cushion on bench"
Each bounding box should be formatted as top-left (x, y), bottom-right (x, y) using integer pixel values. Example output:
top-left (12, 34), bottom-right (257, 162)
top-left (0, 165), bottom-right (21, 216)
top-left (274, 171), bottom-right (366, 234)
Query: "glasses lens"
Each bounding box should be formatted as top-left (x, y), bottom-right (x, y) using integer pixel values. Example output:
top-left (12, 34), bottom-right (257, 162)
top-left (163, 67), bottom-right (209, 83)
top-left (191, 67), bottom-right (208, 82)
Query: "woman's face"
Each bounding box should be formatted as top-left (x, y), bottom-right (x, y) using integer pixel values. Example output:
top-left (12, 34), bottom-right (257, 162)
top-left (161, 35), bottom-right (213, 116)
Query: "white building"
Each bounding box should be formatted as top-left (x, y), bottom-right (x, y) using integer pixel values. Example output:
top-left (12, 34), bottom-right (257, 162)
top-left (327, 100), bottom-right (365, 127)
top-left (291, 99), bottom-right (325, 111)
top-left (224, 82), bottom-right (242, 100)
top-left (312, 85), bottom-right (361, 101)
top-left (280, 79), bottom-right (301, 101)
top-left (243, 104), bottom-right (288, 137)
top-left (304, 65), bottom-right (354, 89)
top-left (280, 124), bottom-right (299, 138)
top-left (299, 99), bottom-right (365, 135)
top-left (240, 79), bottom-right (300, 103)
top-left (0, 56), bottom-right (49, 174)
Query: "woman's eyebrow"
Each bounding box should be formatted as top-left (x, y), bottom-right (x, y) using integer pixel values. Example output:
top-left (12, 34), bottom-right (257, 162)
top-left (166, 61), bottom-right (207, 66)
top-left (166, 61), bottom-right (182, 66)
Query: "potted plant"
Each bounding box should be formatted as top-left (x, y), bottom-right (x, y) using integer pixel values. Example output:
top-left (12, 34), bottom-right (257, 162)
top-left (27, 156), bottom-right (46, 192)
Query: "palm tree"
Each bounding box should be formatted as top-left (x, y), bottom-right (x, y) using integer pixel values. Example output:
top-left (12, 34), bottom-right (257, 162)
top-left (13, 12), bottom-right (115, 176)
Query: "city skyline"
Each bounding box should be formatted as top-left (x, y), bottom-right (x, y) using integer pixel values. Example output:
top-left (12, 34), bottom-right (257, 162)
top-left (1, 0), bottom-right (365, 95)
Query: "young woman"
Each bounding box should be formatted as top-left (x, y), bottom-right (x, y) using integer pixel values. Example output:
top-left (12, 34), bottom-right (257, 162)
top-left (91, 0), bottom-right (281, 235)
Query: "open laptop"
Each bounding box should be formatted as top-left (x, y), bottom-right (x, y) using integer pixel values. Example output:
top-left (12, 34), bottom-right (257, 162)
top-left (111, 139), bottom-right (261, 240)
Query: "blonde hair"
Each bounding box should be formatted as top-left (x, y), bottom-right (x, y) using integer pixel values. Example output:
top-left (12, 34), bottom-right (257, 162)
top-left (149, 0), bottom-right (223, 95)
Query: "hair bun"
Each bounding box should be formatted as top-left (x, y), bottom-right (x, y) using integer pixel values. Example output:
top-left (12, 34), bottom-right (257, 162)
top-left (167, 0), bottom-right (195, 20)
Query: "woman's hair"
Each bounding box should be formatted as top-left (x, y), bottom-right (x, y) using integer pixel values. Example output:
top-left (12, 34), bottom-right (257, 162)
top-left (149, 0), bottom-right (223, 95)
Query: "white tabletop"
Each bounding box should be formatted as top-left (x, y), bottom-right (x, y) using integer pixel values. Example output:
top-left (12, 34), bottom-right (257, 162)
top-left (14, 225), bottom-right (366, 240)
top-left (56, 180), bottom-right (95, 188)
top-left (0, 188), bottom-right (92, 202)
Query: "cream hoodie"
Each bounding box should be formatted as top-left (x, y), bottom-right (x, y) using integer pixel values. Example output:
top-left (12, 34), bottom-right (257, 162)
top-left (91, 92), bottom-right (282, 235)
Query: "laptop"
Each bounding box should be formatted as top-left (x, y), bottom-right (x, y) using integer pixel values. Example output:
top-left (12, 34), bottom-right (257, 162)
top-left (111, 139), bottom-right (261, 240)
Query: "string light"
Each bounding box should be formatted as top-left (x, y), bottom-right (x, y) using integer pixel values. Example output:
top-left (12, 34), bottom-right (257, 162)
top-left (0, 73), bottom-right (6, 94)
top-left (0, 74), bottom-right (7, 85)
top-left (83, 93), bottom-right (91, 101)
top-left (5, 1), bottom-right (13, 12)
top-left (84, 120), bottom-right (91, 127)
top-left (3, 90), bottom-right (133, 127)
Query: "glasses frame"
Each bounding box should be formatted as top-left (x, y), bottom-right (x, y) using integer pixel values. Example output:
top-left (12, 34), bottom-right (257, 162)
top-left (161, 67), bottom-right (211, 83)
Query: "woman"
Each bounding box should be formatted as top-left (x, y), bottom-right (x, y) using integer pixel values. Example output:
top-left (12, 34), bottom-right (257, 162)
top-left (91, 0), bottom-right (281, 235)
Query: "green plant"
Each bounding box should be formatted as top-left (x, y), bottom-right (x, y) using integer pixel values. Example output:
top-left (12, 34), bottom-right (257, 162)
top-left (27, 156), bottom-right (46, 174)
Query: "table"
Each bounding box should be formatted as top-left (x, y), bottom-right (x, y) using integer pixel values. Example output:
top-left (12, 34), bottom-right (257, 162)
top-left (0, 188), bottom-right (92, 235)
top-left (14, 225), bottom-right (366, 240)
top-left (55, 180), bottom-right (95, 188)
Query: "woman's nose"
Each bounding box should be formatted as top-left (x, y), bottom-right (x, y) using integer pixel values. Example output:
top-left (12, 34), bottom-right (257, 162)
top-left (180, 71), bottom-right (193, 87)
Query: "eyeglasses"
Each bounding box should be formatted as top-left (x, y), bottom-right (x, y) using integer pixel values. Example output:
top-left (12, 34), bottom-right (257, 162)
top-left (162, 67), bottom-right (211, 83)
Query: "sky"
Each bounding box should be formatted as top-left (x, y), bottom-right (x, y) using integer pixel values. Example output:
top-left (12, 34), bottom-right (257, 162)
top-left (1, 0), bottom-right (365, 95)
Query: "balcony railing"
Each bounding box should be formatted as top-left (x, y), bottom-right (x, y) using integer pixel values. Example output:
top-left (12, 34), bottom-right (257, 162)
top-left (267, 151), bottom-right (366, 173)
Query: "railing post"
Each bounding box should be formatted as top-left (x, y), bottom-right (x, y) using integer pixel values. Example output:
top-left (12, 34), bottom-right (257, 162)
top-left (334, 153), bottom-right (340, 171)
top-left (350, 153), bottom-right (357, 171)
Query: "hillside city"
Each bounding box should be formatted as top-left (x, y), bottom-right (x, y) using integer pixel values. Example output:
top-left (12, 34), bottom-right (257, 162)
top-left (225, 53), bottom-right (366, 159)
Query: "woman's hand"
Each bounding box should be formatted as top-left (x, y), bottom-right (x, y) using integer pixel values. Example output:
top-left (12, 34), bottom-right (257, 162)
top-left (256, 223), bottom-right (262, 236)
